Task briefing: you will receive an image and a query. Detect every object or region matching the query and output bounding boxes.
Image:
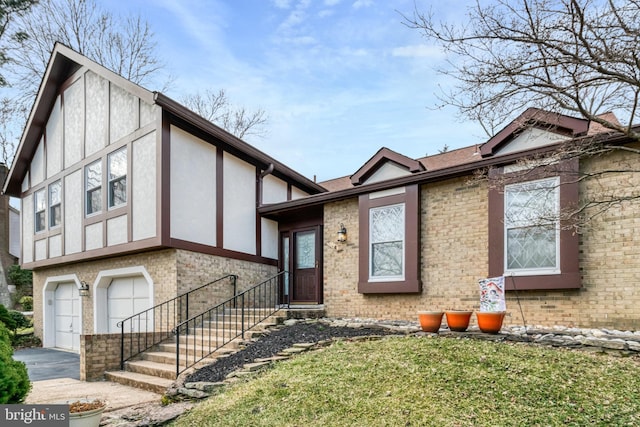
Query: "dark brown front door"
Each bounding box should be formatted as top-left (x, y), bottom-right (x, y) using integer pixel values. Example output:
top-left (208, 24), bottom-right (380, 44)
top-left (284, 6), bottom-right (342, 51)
top-left (291, 228), bottom-right (319, 303)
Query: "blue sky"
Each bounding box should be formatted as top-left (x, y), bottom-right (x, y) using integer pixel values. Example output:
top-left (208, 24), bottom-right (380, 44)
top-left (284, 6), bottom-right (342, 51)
top-left (107, 0), bottom-right (486, 182)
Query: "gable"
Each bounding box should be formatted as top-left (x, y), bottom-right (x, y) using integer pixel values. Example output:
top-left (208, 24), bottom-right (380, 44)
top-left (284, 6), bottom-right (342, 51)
top-left (494, 127), bottom-right (571, 156)
top-left (350, 147), bottom-right (425, 186)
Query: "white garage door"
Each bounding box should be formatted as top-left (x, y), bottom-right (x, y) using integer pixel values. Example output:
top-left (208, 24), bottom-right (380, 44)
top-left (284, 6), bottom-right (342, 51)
top-left (54, 282), bottom-right (80, 351)
top-left (107, 276), bottom-right (150, 333)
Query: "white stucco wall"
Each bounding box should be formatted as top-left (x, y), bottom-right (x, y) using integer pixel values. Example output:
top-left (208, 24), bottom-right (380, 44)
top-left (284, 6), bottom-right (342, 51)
top-left (110, 84), bottom-right (138, 144)
top-left (364, 162), bottom-right (411, 185)
top-left (85, 71), bottom-right (109, 157)
top-left (85, 223), bottom-right (103, 251)
top-left (263, 175), bottom-right (288, 204)
top-left (64, 170), bottom-right (82, 255)
top-left (132, 131), bottom-right (157, 241)
top-left (22, 195), bottom-right (33, 263)
top-left (496, 128), bottom-right (570, 156)
top-left (107, 215), bottom-right (128, 246)
top-left (170, 126), bottom-right (217, 246)
top-left (290, 187), bottom-right (309, 200)
top-left (261, 218), bottom-right (279, 259)
top-left (49, 234), bottom-right (62, 258)
top-left (31, 139), bottom-right (44, 187)
top-left (223, 153), bottom-right (256, 254)
top-left (46, 96), bottom-right (63, 179)
top-left (64, 77), bottom-right (84, 168)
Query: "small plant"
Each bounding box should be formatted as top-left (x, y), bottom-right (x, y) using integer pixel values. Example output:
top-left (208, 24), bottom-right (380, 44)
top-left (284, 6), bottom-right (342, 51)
top-left (7, 265), bottom-right (32, 287)
top-left (68, 399), bottom-right (106, 413)
top-left (18, 296), bottom-right (33, 311)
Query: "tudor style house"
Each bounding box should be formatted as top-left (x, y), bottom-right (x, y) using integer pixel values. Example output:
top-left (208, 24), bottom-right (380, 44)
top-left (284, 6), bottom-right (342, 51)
top-left (2, 43), bottom-right (325, 359)
top-left (4, 43), bottom-right (640, 385)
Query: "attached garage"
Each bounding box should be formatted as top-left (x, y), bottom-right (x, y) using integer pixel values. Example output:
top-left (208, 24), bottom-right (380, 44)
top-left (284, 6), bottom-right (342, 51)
top-left (54, 282), bottom-right (80, 351)
top-left (107, 276), bottom-right (150, 333)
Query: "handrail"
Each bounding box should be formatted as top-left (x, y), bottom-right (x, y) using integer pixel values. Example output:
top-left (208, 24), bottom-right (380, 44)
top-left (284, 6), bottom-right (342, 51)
top-left (173, 271), bottom-right (288, 376)
top-left (117, 274), bottom-right (237, 370)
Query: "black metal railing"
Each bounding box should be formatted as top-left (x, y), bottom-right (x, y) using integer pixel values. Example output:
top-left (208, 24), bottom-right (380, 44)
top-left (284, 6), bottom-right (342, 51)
top-left (117, 274), bottom-right (238, 370)
top-left (173, 271), bottom-right (288, 376)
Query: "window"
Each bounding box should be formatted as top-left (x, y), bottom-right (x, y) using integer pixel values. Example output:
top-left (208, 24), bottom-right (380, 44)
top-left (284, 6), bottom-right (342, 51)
top-left (108, 147), bottom-right (127, 208)
top-left (504, 177), bottom-right (559, 274)
top-left (487, 159), bottom-right (580, 290)
top-left (358, 184), bottom-right (420, 293)
top-left (370, 203), bottom-right (405, 279)
top-left (34, 189), bottom-right (45, 232)
top-left (49, 180), bottom-right (62, 228)
top-left (86, 160), bottom-right (102, 215)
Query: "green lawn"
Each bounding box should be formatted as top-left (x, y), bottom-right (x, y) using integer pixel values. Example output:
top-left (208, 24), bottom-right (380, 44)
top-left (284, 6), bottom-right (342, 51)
top-left (172, 336), bottom-right (640, 426)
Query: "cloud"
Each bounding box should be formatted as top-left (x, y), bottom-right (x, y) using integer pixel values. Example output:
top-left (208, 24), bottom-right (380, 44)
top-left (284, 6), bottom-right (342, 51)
top-left (324, 0), bottom-right (342, 5)
top-left (318, 9), bottom-right (335, 18)
top-left (272, 0), bottom-right (292, 9)
top-left (392, 45), bottom-right (443, 58)
top-left (352, 0), bottom-right (373, 9)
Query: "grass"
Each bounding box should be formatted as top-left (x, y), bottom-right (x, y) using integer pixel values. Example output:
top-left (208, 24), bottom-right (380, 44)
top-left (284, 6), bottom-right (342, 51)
top-left (172, 336), bottom-right (640, 426)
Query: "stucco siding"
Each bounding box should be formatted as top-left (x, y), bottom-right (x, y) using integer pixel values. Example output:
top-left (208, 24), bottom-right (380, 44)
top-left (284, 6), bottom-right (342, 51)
top-left (132, 131), bottom-right (157, 241)
top-left (63, 76), bottom-right (84, 168)
top-left (223, 153), bottom-right (256, 254)
top-left (46, 96), bottom-right (63, 179)
top-left (263, 175), bottom-right (288, 204)
top-left (64, 170), bottom-right (82, 255)
top-left (170, 126), bottom-right (216, 246)
top-left (85, 71), bottom-right (109, 156)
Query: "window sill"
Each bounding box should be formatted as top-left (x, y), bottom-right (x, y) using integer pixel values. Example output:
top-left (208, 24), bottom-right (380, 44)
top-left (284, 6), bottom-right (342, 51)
top-left (504, 272), bottom-right (580, 291)
top-left (358, 279), bottom-right (421, 294)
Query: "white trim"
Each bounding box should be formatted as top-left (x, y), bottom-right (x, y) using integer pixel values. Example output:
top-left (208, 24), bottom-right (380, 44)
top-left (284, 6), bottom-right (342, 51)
top-left (42, 274), bottom-right (84, 351)
top-left (93, 266), bottom-right (155, 333)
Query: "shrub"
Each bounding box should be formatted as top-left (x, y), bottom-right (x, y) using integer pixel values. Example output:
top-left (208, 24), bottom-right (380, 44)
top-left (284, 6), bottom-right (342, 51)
top-left (0, 322), bottom-right (31, 403)
top-left (9, 311), bottom-right (31, 331)
top-left (7, 265), bottom-right (32, 287)
top-left (0, 304), bottom-right (16, 331)
top-left (18, 296), bottom-right (33, 312)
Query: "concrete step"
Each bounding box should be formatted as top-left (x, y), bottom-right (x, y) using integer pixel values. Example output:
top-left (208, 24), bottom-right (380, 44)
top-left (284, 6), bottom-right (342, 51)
top-left (143, 351), bottom-right (218, 366)
top-left (105, 370), bottom-right (174, 395)
top-left (157, 341), bottom-right (240, 357)
top-left (125, 359), bottom-right (177, 380)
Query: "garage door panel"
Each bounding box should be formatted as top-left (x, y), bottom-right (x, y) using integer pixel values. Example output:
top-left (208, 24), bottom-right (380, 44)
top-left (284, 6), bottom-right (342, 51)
top-left (54, 282), bottom-right (80, 352)
top-left (107, 277), bottom-right (150, 333)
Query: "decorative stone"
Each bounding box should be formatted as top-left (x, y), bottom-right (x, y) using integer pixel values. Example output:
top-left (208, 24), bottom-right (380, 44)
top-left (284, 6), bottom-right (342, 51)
top-left (626, 341), bottom-right (640, 352)
top-left (177, 388), bottom-right (209, 399)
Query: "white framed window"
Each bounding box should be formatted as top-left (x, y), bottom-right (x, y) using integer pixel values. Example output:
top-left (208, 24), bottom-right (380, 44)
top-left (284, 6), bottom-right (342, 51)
top-left (369, 203), bottom-right (405, 280)
top-left (108, 147), bottom-right (127, 208)
top-left (85, 160), bottom-right (102, 215)
top-left (504, 177), bottom-right (560, 275)
top-left (34, 189), bottom-right (46, 233)
top-left (49, 180), bottom-right (62, 228)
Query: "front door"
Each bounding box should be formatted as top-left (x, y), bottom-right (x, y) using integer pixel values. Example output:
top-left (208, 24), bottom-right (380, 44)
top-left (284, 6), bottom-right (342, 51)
top-left (290, 228), bottom-right (321, 304)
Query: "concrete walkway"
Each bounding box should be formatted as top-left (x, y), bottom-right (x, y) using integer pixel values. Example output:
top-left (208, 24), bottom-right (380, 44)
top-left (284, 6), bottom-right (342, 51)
top-left (13, 347), bottom-right (161, 412)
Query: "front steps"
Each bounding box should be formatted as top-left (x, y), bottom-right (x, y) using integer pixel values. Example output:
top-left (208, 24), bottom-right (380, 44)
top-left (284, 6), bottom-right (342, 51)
top-left (105, 312), bottom-right (284, 394)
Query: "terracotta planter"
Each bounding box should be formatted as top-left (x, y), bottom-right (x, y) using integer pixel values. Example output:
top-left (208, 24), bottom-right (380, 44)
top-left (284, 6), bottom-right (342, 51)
top-left (417, 311), bottom-right (444, 333)
top-left (476, 311), bottom-right (506, 334)
top-left (445, 310), bottom-right (473, 332)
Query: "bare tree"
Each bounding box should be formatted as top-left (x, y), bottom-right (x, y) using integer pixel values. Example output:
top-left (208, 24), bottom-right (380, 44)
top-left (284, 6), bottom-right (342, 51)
top-left (6, 0), bottom-right (164, 104)
top-left (404, 0), bottom-right (640, 140)
top-left (181, 89), bottom-right (268, 139)
top-left (0, 0), bottom-right (36, 87)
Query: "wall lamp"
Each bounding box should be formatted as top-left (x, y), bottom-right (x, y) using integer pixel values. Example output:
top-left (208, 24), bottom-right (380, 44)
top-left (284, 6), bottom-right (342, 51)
top-left (337, 223), bottom-right (347, 242)
top-left (79, 281), bottom-right (90, 297)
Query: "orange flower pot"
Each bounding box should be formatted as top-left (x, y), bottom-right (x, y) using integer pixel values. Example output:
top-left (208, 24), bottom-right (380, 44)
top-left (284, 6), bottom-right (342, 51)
top-left (417, 311), bottom-right (444, 333)
top-left (445, 310), bottom-right (473, 332)
top-left (476, 311), bottom-right (506, 334)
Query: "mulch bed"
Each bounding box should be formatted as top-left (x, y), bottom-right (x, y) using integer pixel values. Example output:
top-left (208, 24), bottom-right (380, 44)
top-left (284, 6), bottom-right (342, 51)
top-left (185, 322), bottom-right (399, 383)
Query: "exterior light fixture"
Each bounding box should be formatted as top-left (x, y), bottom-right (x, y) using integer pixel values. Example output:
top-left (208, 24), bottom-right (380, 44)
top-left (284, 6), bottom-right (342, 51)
top-left (79, 281), bottom-right (90, 297)
top-left (337, 223), bottom-right (347, 242)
